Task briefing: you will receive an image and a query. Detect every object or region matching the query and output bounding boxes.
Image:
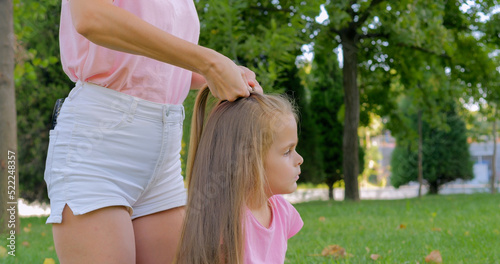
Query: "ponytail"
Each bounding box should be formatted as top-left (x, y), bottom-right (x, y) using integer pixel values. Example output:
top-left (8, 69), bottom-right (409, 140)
top-left (186, 85), bottom-right (212, 188)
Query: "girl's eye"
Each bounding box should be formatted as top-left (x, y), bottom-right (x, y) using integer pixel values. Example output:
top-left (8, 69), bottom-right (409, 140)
top-left (284, 149), bottom-right (291, 156)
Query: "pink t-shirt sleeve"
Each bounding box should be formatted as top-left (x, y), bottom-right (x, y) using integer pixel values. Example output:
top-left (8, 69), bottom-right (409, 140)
top-left (244, 195), bottom-right (303, 263)
top-left (283, 197), bottom-right (304, 239)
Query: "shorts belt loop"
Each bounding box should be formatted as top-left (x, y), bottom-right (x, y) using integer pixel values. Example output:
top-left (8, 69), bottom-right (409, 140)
top-left (68, 80), bottom-right (84, 101)
top-left (162, 105), bottom-right (168, 124)
top-left (166, 105), bottom-right (171, 117)
top-left (181, 106), bottom-right (185, 121)
top-left (127, 99), bottom-right (138, 122)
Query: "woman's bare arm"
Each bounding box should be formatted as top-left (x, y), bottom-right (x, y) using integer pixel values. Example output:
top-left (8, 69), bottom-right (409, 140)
top-left (69, 0), bottom-right (258, 101)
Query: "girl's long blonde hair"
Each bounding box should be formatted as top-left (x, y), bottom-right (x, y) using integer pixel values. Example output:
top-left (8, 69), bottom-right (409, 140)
top-left (175, 86), bottom-right (297, 264)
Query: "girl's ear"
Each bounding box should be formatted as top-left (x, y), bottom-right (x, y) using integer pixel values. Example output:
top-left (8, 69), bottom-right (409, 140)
top-left (186, 85), bottom-right (211, 188)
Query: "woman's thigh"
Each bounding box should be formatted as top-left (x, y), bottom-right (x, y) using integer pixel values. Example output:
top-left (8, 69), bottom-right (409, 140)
top-left (133, 206), bottom-right (185, 264)
top-left (52, 205), bottom-right (135, 264)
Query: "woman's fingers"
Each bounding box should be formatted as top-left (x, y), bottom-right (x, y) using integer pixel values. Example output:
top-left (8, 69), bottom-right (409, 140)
top-left (239, 66), bottom-right (262, 93)
top-left (203, 54), bottom-right (263, 101)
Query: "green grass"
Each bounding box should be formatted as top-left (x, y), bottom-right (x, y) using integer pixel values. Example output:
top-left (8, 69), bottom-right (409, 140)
top-left (1, 193), bottom-right (499, 263)
top-left (286, 193), bottom-right (500, 263)
top-left (0, 216), bottom-right (57, 264)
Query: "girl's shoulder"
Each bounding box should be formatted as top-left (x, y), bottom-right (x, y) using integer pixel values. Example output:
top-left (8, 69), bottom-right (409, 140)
top-left (269, 195), bottom-right (296, 214)
top-left (269, 195), bottom-right (303, 238)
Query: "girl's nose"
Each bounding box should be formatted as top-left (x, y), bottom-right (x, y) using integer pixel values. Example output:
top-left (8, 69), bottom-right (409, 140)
top-left (297, 153), bottom-right (304, 166)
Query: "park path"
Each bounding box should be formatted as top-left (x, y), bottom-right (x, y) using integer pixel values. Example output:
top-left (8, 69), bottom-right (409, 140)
top-left (18, 184), bottom-right (495, 216)
top-left (282, 184), bottom-right (495, 204)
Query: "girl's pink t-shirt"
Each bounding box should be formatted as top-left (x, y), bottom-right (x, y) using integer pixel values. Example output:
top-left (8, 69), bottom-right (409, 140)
top-left (59, 0), bottom-right (200, 104)
top-left (244, 195), bottom-right (303, 264)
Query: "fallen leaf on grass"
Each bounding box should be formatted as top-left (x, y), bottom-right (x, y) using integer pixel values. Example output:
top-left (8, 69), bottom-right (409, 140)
top-left (22, 241), bottom-right (30, 247)
top-left (425, 250), bottom-right (442, 263)
top-left (397, 224), bottom-right (406, 229)
top-left (41, 232), bottom-right (46, 237)
top-left (48, 246), bottom-right (54, 251)
top-left (23, 227), bottom-right (31, 233)
top-left (464, 231), bottom-right (470, 236)
top-left (319, 216), bottom-right (326, 222)
top-left (0, 246), bottom-right (7, 258)
top-left (321, 245), bottom-right (352, 258)
top-left (322, 245), bottom-right (345, 257)
top-left (431, 228), bottom-right (442, 232)
top-left (370, 254), bottom-right (381, 261)
top-left (43, 258), bottom-right (56, 264)
top-left (365, 247), bottom-right (370, 253)
top-left (308, 244), bottom-right (354, 258)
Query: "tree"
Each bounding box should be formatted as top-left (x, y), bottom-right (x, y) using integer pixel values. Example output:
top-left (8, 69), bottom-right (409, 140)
top-left (192, 0), bottom-right (324, 181)
top-left (314, 0), bottom-right (499, 200)
top-left (307, 36), bottom-right (345, 199)
top-left (391, 101), bottom-right (473, 194)
top-left (481, 12), bottom-right (500, 193)
top-left (309, 47), bottom-right (344, 199)
top-left (306, 35), bottom-right (365, 199)
top-left (1, 0), bottom-right (19, 234)
top-left (195, 0), bottom-right (319, 92)
top-left (14, 0), bottom-right (72, 202)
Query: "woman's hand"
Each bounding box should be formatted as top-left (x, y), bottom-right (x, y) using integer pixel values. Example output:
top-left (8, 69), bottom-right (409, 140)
top-left (69, 0), bottom-right (262, 101)
top-left (201, 52), bottom-right (262, 102)
top-left (239, 66), bottom-right (263, 94)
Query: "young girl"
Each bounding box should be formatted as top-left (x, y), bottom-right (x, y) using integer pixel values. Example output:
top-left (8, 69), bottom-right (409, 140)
top-left (175, 86), bottom-right (304, 264)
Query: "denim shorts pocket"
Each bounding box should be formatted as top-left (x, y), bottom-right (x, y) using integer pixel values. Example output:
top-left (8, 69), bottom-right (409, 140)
top-left (44, 130), bottom-right (59, 188)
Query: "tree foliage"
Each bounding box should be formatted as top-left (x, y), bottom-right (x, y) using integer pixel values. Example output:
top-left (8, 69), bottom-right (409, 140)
top-left (195, 0), bottom-right (319, 92)
top-left (391, 100), bottom-right (473, 194)
top-left (315, 0), bottom-right (499, 200)
top-left (13, 0), bottom-right (500, 202)
top-left (14, 0), bottom-right (72, 202)
top-left (303, 34), bottom-right (365, 199)
top-left (194, 0), bottom-right (324, 181)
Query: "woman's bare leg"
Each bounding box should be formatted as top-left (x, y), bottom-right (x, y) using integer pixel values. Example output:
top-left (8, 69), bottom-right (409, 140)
top-left (52, 205), bottom-right (135, 264)
top-left (133, 206), bottom-right (185, 264)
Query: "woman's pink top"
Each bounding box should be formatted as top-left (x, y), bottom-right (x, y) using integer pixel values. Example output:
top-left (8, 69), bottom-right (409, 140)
top-left (59, 0), bottom-right (200, 104)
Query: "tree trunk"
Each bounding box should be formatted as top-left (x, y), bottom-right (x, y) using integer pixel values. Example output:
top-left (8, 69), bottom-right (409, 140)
top-left (491, 106), bottom-right (497, 194)
top-left (326, 176), bottom-right (336, 200)
top-left (0, 0), bottom-right (19, 234)
top-left (340, 28), bottom-right (360, 201)
top-left (428, 182), bottom-right (439, 195)
top-left (418, 110), bottom-right (423, 198)
top-left (328, 184), bottom-right (334, 200)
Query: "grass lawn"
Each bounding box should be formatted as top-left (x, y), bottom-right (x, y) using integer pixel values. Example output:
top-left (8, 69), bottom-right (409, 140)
top-left (1, 193), bottom-right (499, 263)
top-left (0, 216), bottom-right (57, 264)
top-left (286, 193), bottom-right (500, 264)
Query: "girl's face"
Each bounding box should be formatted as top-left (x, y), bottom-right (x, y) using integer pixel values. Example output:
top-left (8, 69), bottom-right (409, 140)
top-left (264, 114), bottom-right (303, 197)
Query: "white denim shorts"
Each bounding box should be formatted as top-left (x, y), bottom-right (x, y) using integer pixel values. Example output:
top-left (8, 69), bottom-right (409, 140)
top-left (44, 81), bottom-right (187, 224)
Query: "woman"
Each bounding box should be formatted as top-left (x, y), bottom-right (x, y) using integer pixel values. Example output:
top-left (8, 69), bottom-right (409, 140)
top-left (44, 0), bottom-right (262, 263)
